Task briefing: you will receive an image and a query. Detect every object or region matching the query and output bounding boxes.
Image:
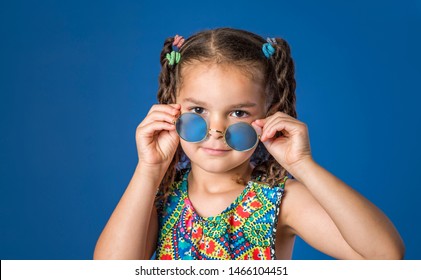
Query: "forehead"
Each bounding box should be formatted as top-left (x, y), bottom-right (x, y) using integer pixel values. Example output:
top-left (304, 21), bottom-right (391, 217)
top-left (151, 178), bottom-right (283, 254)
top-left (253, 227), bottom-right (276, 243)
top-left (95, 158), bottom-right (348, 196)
top-left (177, 63), bottom-right (265, 107)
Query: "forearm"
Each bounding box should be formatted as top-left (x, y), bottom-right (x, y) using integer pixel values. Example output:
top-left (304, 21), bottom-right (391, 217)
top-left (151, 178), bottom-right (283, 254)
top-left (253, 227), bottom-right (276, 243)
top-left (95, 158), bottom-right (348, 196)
top-left (93, 164), bottom-right (165, 260)
top-left (290, 159), bottom-right (405, 259)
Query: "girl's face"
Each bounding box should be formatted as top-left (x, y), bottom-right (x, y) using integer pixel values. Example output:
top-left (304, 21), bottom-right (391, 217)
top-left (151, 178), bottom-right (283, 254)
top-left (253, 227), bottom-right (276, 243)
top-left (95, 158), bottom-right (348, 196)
top-left (176, 63), bottom-right (266, 174)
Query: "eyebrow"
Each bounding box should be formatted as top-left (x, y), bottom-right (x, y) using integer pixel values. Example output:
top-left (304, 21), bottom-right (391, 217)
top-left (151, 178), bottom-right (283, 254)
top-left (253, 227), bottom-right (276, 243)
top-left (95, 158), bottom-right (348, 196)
top-left (182, 97), bottom-right (257, 108)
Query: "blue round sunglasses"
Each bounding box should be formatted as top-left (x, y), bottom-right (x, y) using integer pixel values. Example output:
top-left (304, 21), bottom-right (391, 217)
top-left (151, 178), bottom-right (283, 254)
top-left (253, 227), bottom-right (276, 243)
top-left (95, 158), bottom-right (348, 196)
top-left (174, 112), bottom-right (259, 152)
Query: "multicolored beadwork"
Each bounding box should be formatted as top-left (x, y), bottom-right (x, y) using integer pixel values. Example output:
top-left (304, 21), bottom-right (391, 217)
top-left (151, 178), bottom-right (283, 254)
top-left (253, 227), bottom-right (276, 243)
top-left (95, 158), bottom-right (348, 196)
top-left (155, 170), bottom-right (287, 260)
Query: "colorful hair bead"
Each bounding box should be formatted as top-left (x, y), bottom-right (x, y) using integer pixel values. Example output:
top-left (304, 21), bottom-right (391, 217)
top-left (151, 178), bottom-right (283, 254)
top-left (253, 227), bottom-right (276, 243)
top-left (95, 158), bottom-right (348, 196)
top-left (262, 37), bottom-right (277, 58)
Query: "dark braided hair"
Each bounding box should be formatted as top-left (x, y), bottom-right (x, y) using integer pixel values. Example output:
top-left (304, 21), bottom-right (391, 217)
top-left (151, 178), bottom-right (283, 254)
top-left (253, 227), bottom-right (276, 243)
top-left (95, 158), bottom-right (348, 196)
top-left (156, 28), bottom-right (296, 205)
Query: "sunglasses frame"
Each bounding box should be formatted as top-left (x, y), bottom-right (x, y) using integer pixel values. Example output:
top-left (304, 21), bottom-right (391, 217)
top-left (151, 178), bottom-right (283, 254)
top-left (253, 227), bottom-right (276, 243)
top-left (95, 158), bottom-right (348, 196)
top-left (174, 112), bottom-right (259, 152)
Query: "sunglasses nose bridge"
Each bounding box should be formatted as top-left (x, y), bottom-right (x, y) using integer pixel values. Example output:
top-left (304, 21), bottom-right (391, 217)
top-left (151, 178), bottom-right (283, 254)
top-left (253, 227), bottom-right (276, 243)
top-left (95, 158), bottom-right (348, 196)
top-left (208, 128), bottom-right (224, 139)
top-left (206, 115), bottom-right (227, 139)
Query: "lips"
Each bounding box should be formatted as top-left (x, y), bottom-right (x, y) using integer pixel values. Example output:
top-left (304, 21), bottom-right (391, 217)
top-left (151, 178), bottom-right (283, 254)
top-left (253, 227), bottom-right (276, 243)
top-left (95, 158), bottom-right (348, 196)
top-left (201, 147), bottom-right (231, 155)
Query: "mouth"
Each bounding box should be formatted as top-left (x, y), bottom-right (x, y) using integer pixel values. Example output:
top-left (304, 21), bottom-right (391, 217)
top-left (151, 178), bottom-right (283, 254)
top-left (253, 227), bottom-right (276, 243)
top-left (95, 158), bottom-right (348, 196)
top-left (200, 147), bottom-right (231, 156)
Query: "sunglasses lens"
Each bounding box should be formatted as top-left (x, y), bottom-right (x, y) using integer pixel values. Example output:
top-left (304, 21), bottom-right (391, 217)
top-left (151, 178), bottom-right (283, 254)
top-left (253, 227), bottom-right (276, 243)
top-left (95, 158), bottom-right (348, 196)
top-left (175, 113), bottom-right (207, 142)
top-left (225, 122), bottom-right (258, 151)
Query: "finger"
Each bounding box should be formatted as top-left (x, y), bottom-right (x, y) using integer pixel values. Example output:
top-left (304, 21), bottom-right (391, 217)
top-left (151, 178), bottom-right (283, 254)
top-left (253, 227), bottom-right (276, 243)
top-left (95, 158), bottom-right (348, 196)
top-left (263, 112), bottom-right (303, 132)
top-left (271, 111), bottom-right (296, 119)
top-left (254, 117), bottom-right (282, 141)
top-left (252, 119), bottom-right (266, 127)
top-left (261, 119), bottom-right (299, 141)
top-left (139, 111), bottom-right (179, 128)
top-left (137, 120), bottom-right (176, 138)
top-left (147, 104), bottom-right (181, 117)
top-left (167, 103), bottom-right (181, 109)
top-left (253, 113), bottom-right (294, 130)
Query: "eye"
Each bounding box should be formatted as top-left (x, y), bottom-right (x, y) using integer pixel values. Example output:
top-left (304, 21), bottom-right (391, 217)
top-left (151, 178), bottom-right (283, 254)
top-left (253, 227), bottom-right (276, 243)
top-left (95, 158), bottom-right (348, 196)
top-left (191, 107), bottom-right (205, 114)
top-left (231, 110), bottom-right (249, 118)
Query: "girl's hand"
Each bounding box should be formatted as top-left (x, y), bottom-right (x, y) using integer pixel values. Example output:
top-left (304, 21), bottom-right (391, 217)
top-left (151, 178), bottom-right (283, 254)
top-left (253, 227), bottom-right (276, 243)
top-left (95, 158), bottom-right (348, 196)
top-left (252, 112), bottom-right (312, 175)
top-left (135, 104), bottom-right (181, 169)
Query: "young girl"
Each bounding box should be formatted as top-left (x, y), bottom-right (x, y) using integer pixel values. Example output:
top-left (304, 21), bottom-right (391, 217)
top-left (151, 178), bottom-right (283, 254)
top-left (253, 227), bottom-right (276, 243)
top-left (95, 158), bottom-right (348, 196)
top-left (94, 28), bottom-right (404, 260)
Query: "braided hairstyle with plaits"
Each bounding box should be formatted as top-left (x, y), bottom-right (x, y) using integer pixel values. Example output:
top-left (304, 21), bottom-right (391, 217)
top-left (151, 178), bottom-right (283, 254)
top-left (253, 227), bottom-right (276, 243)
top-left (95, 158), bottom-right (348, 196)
top-left (156, 37), bottom-right (183, 205)
top-left (157, 37), bottom-right (178, 104)
top-left (251, 37), bottom-right (297, 183)
top-left (155, 28), bottom-right (297, 206)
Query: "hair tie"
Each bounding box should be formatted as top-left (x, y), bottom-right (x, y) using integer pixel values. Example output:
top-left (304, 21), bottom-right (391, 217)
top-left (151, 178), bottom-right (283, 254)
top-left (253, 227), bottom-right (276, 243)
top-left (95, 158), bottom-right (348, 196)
top-left (165, 51), bottom-right (181, 66)
top-left (262, 37), bottom-right (277, 58)
top-left (266, 37), bottom-right (277, 45)
top-left (165, 34), bottom-right (184, 66)
top-left (172, 35), bottom-right (185, 51)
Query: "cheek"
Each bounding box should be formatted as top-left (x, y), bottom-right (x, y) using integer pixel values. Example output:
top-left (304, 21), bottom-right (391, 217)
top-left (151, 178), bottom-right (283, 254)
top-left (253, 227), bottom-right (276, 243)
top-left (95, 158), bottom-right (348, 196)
top-left (241, 149), bottom-right (256, 160)
top-left (179, 140), bottom-right (198, 155)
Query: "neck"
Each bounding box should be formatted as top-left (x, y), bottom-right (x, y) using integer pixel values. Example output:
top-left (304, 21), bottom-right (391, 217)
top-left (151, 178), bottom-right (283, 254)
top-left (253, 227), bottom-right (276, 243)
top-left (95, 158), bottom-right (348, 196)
top-left (188, 161), bottom-right (253, 194)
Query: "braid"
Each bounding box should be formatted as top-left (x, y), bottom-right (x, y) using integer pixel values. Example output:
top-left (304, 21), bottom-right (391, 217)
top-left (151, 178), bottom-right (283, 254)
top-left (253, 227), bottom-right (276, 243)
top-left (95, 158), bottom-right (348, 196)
top-left (268, 38), bottom-right (297, 118)
top-left (157, 37), bottom-right (178, 104)
top-left (251, 37), bottom-right (297, 184)
top-left (155, 37), bottom-right (183, 206)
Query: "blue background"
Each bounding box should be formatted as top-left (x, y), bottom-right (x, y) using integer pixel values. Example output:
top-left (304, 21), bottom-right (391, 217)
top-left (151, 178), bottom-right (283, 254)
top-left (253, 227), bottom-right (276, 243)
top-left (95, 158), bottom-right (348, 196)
top-left (1, 0), bottom-right (420, 260)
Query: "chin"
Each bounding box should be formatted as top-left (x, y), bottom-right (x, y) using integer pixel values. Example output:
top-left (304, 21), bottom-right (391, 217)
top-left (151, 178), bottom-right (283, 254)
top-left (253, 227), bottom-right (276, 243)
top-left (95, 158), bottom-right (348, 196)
top-left (194, 161), bottom-right (235, 174)
top-left (188, 153), bottom-right (253, 174)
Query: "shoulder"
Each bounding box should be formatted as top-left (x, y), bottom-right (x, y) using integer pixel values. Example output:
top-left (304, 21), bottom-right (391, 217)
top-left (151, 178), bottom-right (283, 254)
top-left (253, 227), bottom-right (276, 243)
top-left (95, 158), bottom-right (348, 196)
top-left (283, 178), bottom-right (307, 197)
top-left (282, 178), bottom-right (307, 206)
top-left (278, 178), bottom-right (312, 232)
top-left (283, 178), bottom-right (313, 201)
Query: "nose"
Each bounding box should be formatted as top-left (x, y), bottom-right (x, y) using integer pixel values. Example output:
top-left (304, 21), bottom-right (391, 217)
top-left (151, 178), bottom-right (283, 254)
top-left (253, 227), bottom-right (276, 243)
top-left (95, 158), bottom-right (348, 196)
top-left (208, 128), bottom-right (224, 140)
top-left (207, 117), bottom-right (225, 140)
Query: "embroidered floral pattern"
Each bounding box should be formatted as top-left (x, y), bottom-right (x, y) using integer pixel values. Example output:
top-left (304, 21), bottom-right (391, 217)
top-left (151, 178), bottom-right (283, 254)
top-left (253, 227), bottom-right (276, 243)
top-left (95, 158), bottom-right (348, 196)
top-left (155, 170), bottom-right (287, 260)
